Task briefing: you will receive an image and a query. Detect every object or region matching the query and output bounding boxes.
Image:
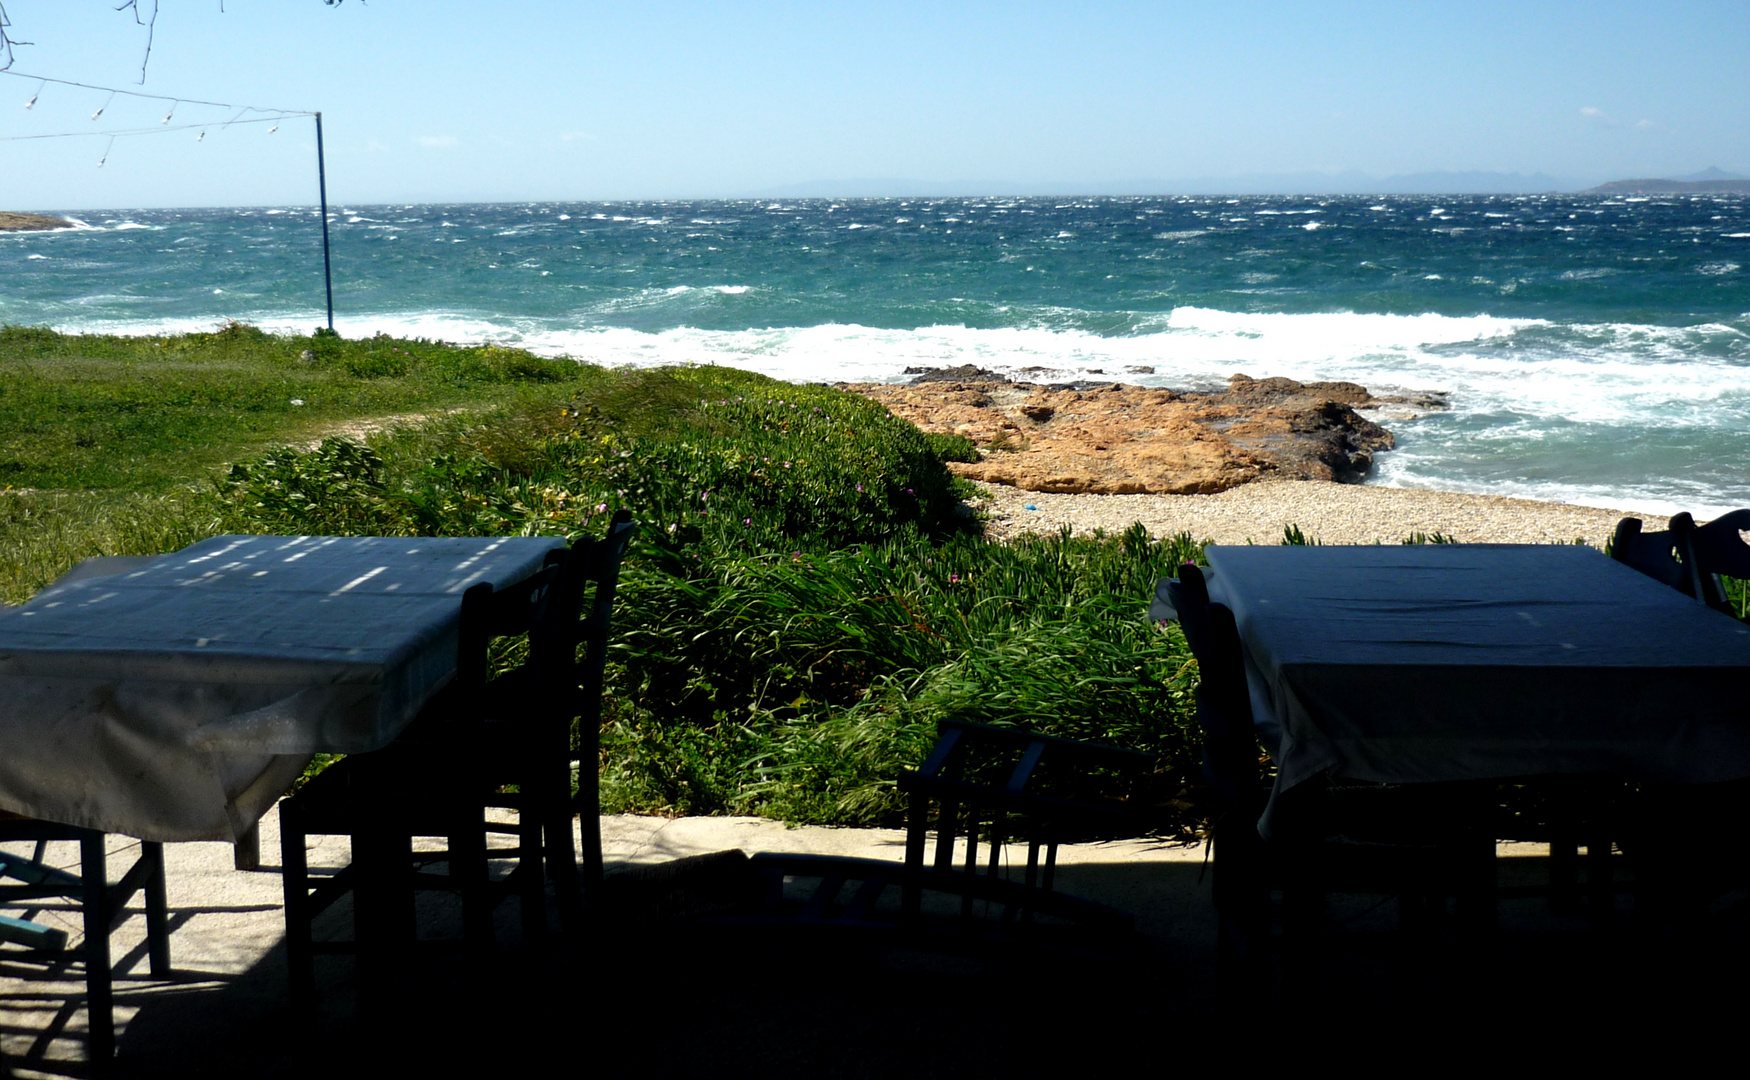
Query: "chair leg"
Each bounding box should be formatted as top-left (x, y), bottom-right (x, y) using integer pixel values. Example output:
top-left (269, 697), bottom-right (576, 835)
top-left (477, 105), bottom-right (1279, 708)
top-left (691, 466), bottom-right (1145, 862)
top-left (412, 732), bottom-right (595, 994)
top-left (547, 742), bottom-right (585, 933)
top-left (279, 799), bottom-right (317, 1014)
top-left (449, 800), bottom-right (493, 955)
top-left (80, 832), bottom-right (115, 1068)
top-left (1587, 836), bottom-right (1614, 928)
top-left (516, 792), bottom-right (547, 950)
top-left (142, 841), bottom-right (171, 976)
top-left (1550, 832), bottom-right (1579, 915)
top-left (572, 738), bottom-right (605, 908)
top-left (900, 790), bottom-right (929, 925)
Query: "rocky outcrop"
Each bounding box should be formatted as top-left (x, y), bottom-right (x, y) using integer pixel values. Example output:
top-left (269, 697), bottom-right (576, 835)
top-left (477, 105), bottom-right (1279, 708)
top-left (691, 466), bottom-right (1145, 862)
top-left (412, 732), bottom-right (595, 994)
top-left (840, 371), bottom-right (1434, 495)
top-left (0, 212), bottom-right (72, 232)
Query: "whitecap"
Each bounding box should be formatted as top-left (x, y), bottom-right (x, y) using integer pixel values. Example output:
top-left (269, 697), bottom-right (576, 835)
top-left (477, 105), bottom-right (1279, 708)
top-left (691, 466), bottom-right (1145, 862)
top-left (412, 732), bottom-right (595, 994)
top-left (1699, 262), bottom-right (1740, 276)
top-left (1303, 221), bottom-right (1323, 231)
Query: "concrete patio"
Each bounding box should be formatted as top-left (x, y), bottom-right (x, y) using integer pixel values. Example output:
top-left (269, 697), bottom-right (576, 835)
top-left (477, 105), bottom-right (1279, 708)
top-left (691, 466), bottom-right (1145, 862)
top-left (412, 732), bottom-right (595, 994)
top-left (1, 807), bottom-right (1743, 1076)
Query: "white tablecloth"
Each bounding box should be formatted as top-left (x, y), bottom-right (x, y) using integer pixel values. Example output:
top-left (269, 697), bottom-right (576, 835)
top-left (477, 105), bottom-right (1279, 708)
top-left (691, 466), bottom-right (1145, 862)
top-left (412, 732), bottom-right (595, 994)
top-left (1180, 545), bottom-right (1750, 832)
top-left (0, 534), bottom-right (567, 842)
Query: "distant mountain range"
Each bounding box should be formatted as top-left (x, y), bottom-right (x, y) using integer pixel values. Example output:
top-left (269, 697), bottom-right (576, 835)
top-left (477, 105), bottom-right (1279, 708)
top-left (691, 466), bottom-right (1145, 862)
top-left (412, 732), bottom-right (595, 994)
top-left (757, 171), bottom-right (1582, 198)
top-left (757, 167), bottom-right (1750, 198)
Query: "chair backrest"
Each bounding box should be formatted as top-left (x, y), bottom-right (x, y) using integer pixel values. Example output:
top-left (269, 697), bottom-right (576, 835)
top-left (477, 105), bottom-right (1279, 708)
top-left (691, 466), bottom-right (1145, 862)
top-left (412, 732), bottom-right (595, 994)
top-left (1611, 513), bottom-right (1702, 597)
top-left (445, 510), bottom-right (636, 741)
top-left (547, 510), bottom-right (638, 738)
top-left (1690, 508), bottom-right (1750, 617)
top-left (1164, 563), bottom-right (1261, 814)
top-left (452, 559), bottom-right (567, 726)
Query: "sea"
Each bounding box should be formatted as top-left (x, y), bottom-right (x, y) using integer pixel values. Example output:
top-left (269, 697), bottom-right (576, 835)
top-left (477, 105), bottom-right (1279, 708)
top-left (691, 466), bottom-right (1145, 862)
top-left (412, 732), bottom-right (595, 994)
top-left (4, 195), bottom-right (1748, 516)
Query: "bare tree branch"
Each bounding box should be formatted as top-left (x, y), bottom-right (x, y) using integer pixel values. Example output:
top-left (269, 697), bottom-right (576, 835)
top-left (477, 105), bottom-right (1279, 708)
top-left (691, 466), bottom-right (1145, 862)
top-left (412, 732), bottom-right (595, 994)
top-left (2, 3), bottom-right (347, 81)
top-left (1, 4), bottom-right (37, 73)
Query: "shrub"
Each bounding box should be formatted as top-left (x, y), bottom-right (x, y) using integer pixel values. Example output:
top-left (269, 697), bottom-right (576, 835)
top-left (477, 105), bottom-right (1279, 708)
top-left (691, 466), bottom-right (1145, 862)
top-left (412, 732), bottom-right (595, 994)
top-left (215, 366), bottom-right (1208, 829)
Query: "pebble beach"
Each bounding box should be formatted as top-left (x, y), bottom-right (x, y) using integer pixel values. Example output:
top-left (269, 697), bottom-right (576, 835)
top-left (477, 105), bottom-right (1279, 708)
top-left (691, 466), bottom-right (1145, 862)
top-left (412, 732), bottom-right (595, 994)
top-left (971, 478), bottom-right (1657, 548)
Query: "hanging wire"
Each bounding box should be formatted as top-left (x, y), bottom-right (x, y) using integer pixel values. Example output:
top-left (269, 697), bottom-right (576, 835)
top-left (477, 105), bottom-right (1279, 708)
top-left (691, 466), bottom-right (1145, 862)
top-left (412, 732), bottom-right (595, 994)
top-left (0, 66), bottom-right (307, 145)
top-left (0, 114), bottom-right (289, 142)
top-left (0, 69), bottom-right (311, 118)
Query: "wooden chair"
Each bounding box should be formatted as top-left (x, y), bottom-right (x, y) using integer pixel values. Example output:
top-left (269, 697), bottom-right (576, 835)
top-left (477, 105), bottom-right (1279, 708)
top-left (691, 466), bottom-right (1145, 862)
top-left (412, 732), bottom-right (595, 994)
top-left (1689, 508), bottom-right (1750, 619)
top-left (279, 548), bottom-right (570, 1010)
top-left (896, 718), bottom-right (1161, 936)
top-left (279, 513), bottom-right (636, 1010)
top-left (0, 815), bottom-right (170, 1068)
top-left (2, 556), bottom-right (174, 1068)
top-left (1611, 513), bottom-right (1703, 597)
top-left (1162, 563), bottom-right (1495, 998)
top-left (497, 509), bottom-right (637, 931)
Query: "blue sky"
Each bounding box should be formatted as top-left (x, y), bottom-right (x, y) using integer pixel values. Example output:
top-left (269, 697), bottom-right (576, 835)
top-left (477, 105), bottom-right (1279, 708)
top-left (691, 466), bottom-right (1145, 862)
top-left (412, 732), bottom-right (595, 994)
top-left (2, 0), bottom-right (1746, 209)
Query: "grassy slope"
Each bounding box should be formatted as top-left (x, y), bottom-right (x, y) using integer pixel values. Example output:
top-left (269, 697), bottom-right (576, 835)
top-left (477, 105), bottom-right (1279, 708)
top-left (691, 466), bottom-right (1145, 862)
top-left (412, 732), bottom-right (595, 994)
top-left (0, 324), bottom-right (587, 601)
top-left (0, 323), bottom-right (584, 491)
top-left (8, 325), bottom-right (1742, 828)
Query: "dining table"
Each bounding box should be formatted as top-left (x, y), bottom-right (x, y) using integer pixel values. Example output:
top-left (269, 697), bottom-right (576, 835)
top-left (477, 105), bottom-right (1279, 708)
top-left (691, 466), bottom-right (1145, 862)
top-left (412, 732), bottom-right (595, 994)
top-left (0, 533), bottom-right (568, 845)
top-left (1153, 543), bottom-right (1750, 836)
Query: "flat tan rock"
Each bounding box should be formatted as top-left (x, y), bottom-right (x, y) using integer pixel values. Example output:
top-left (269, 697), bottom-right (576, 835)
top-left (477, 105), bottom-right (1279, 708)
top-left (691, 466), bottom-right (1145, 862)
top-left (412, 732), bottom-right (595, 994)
top-left (0, 211), bottom-right (72, 232)
top-left (840, 372), bottom-right (1408, 495)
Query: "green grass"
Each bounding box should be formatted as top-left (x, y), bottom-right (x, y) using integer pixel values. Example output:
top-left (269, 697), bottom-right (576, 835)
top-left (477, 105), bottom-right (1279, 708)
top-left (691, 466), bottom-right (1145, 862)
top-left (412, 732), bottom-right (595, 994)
top-left (0, 322), bottom-right (586, 492)
top-left (10, 323), bottom-right (1746, 832)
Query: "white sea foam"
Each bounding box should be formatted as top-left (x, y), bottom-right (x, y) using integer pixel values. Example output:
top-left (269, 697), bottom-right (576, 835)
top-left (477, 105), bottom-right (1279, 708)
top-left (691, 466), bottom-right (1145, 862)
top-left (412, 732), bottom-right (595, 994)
top-left (44, 303), bottom-right (1750, 510)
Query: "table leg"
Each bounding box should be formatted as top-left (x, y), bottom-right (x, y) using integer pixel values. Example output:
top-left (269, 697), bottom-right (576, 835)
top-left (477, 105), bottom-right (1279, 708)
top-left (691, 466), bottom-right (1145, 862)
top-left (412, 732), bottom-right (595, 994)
top-left (80, 832), bottom-right (115, 1069)
top-left (350, 757), bottom-right (414, 1015)
top-left (232, 822), bottom-right (261, 872)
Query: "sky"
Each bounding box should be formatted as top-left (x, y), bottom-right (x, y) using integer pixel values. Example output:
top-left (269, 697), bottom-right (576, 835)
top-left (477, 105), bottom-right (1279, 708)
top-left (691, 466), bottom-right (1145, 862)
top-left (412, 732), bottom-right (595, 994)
top-left (1, 0), bottom-right (1747, 209)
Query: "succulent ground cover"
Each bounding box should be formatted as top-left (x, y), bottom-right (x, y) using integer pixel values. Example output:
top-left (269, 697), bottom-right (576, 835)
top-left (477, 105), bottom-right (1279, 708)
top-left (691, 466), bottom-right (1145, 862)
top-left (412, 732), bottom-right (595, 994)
top-left (7, 327), bottom-right (1741, 829)
top-left (0, 327), bottom-right (1210, 830)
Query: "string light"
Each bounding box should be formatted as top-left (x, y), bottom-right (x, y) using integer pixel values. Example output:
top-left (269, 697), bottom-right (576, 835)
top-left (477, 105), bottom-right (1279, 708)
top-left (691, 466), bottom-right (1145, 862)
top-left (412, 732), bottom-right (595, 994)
top-left (0, 70), bottom-right (311, 148)
top-left (97, 134), bottom-right (114, 168)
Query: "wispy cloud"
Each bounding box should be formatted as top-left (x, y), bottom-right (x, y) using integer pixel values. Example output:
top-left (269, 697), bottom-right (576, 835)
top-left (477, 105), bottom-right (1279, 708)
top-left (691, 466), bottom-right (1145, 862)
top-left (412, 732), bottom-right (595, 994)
top-left (1580, 106), bottom-right (1605, 117)
top-left (416, 135), bottom-right (459, 149)
top-left (559, 131), bottom-right (596, 143)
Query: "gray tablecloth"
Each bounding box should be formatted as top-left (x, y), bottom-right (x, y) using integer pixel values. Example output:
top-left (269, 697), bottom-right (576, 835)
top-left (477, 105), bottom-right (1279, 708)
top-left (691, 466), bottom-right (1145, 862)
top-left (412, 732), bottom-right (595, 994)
top-left (1181, 545), bottom-right (1750, 832)
top-left (0, 534), bottom-right (567, 842)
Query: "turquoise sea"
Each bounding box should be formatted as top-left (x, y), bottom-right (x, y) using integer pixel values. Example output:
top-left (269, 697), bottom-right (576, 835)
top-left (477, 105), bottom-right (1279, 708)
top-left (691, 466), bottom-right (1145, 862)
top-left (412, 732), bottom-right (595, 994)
top-left (4, 195), bottom-right (1748, 515)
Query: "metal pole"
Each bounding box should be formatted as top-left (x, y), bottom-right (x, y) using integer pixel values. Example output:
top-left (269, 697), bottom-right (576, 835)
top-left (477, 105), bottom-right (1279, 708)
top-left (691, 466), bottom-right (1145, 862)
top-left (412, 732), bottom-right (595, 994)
top-left (315, 111), bottom-right (335, 333)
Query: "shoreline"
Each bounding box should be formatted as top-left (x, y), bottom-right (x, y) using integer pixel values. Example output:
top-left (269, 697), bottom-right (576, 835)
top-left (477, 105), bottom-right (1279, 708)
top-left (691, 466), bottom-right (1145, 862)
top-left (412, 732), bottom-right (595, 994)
top-left (970, 478), bottom-right (1660, 547)
top-left (0, 212), bottom-right (74, 232)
